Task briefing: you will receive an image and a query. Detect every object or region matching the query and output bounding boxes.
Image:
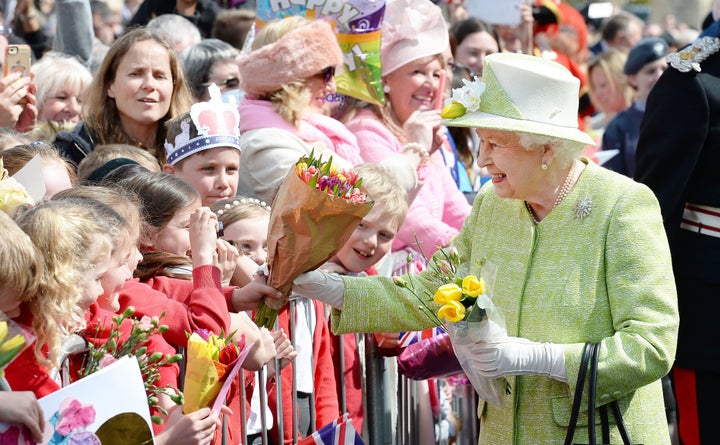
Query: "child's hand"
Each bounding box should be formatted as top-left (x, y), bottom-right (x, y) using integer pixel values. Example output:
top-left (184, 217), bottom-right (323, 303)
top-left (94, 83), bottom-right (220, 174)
top-left (271, 328), bottom-right (297, 370)
top-left (229, 255), bottom-right (258, 287)
top-left (189, 207), bottom-right (218, 269)
top-left (228, 312), bottom-right (276, 370)
top-left (230, 276), bottom-right (282, 312)
top-left (216, 239), bottom-right (240, 285)
top-left (156, 406), bottom-right (219, 445)
top-left (0, 391), bottom-right (45, 443)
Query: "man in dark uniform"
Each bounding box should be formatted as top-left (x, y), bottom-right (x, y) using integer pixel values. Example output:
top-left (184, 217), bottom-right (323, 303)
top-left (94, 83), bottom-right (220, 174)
top-left (603, 37), bottom-right (668, 177)
top-left (635, 32), bottom-right (720, 445)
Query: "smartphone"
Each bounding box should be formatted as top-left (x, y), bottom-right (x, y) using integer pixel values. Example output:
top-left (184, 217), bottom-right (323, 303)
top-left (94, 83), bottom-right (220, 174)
top-left (4, 44), bottom-right (32, 77)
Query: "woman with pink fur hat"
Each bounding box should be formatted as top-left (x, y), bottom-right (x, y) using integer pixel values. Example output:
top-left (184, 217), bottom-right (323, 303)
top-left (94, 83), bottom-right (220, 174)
top-left (341, 0), bottom-right (471, 268)
top-left (235, 16), bottom-right (423, 206)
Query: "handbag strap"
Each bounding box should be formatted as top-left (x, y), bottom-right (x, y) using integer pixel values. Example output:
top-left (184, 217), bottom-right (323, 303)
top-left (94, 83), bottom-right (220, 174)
top-left (563, 342), bottom-right (594, 445)
top-left (570, 342), bottom-right (637, 445)
top-left (588, 342), bottom-right (600, 444)
top-left (591, 343), bottom-right (635, 445)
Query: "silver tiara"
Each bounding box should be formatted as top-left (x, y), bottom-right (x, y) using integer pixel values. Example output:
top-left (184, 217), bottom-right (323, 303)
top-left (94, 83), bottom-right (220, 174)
top-left (215, 198), bottom-right (271, 216)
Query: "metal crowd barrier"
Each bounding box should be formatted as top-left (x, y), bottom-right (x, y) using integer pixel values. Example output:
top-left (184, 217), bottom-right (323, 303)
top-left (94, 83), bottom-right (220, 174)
top-left (227, 299), bottom-right (480, 445)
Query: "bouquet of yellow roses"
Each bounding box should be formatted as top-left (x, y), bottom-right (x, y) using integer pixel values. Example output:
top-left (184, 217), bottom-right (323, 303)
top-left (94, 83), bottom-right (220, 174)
top-left (396, 247), bottom-right (510, 407)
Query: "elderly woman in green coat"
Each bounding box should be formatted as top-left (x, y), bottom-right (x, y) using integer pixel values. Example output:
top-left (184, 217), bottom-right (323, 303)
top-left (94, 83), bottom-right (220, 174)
top-left (293, 52), bottom-right (679, 445)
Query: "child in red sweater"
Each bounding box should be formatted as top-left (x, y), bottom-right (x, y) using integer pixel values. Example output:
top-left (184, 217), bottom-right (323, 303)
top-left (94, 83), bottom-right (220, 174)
top-left (0, 211), bottom-right (45, 444)
top-left (5, 199), bottom-right (116, 397)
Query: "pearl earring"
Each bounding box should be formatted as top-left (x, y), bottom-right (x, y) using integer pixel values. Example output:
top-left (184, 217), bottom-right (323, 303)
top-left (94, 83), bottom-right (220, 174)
top-left (541, 162), bottom-right (548, 170)
top-left (383, 84), bottom-right (391, 94)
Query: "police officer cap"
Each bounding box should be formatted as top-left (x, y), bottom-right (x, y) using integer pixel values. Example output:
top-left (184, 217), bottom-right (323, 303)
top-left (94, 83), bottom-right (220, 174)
top-left (623, 37), bottom-right (669, 75)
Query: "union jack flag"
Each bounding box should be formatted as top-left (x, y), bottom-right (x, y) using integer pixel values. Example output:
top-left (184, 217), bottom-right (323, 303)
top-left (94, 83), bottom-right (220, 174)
top-left (297, 414), bottom-right (365, 445)
top-left (398, 327), bottom-right (444, 348)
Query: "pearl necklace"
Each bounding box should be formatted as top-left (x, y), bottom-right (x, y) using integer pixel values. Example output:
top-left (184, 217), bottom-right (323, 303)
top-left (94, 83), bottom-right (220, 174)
top-left (526, 161), bottom-right (578, 224)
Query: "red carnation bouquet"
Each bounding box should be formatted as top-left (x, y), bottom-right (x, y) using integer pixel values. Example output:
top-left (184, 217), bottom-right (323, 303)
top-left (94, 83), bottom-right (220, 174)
top-left (254, 150), bottom-right (373, 329)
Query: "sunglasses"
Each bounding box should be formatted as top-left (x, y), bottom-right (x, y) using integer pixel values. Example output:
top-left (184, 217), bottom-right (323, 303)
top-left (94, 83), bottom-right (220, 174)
top-left (321, 66), bottom-right (335, 85)
top-left (205, 77), bottom-right (240, 89)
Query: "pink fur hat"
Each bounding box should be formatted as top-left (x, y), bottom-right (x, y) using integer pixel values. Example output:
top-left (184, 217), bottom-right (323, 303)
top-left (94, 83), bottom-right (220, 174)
top-left (237, 20), bottom-right (343, 96)
top-left (381, 0), bottom-right (449, 76)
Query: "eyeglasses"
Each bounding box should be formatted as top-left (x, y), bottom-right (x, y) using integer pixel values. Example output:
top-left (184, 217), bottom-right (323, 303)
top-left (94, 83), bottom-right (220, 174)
top-left (204, 77), bottom-right (240, 89)
top-left (321, 66), bottom-right (335, 85)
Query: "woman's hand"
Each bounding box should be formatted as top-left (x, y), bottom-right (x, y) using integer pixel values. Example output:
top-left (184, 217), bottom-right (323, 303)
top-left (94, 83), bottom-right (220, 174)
top-left (402, 108), bottom-right (443, 155)
top-left (0, 72), bottom-right (32, 129)
top-left (14, 82), bottom-right (36, 132)
top-left (189, 207), bottom-right (219, 269)
top-left (517, 3), bottom-right (535, 55)
top-left (156, 406), bottom-right (219, 445)
top-left (320, 260), bottom-right (348, 275)
top-left (0, 391), bottom-right (45, 443)
top-left (463, 333), bottom-right (567, 382)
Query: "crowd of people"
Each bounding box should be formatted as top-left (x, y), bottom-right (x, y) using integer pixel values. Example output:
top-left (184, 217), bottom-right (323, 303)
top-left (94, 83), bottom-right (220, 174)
top-left (0, 0), bottom-right (715, 444)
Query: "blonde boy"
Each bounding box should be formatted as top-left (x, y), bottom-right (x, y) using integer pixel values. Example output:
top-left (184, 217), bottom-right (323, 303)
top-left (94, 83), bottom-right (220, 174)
top-left (328, 162), bottom-right (408, 275)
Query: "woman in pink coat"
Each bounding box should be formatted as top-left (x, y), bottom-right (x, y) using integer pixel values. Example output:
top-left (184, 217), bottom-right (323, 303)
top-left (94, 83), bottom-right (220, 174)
top-left (342, 0), bottom-right (471, 265)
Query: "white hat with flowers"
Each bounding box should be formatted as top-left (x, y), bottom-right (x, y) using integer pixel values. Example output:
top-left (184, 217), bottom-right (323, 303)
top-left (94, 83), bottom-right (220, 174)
top-left (441, 52), bottom-right (594, 146)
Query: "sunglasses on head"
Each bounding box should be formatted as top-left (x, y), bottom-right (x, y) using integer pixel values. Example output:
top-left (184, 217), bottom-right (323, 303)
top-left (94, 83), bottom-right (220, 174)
top-left (321, 66), bottom-right (335, 85)
top-left (205, 77), bottom-right (240, 89)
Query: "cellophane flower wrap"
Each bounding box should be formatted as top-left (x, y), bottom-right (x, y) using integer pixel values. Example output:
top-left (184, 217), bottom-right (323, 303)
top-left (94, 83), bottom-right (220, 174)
top-left (0, 157), bottom-right (34, 215)
top-left (395, 247), bottom-right (510, 407)
top-left (0, 313), bottom-right (33, 379)
top-left (182, 329), bottom-right (248, 414)
top-left (254, 150), bottom-right (373, 329)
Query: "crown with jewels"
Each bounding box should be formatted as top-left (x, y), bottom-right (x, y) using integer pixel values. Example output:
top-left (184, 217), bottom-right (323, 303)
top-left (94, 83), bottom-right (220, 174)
top-left (164, 83), bottom-right (242, 165)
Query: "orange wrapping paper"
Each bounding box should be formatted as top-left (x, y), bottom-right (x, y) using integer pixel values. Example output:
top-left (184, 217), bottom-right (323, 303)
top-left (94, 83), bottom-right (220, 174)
top-left (256, 166), bottom-right (373, 328)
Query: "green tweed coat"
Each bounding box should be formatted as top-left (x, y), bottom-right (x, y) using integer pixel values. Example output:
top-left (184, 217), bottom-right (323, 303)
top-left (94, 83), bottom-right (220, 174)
top-left (332, 160), bottom-right (678, 444)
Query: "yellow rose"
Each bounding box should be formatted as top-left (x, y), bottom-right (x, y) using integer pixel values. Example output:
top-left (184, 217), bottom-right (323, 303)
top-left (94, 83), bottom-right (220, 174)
top-left (438, 300), bottom-right (465, 323)
top-left (433, 283), bottom-right (462, 305)
top-left (441, 102), bottom-right (467, 119)
top-left (461, 275), bottom-right (485, 297)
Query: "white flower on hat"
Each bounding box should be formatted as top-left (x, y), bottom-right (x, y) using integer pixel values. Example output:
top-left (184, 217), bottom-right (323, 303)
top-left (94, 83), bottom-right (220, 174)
top-left (455, 77), bottom-right (486, 112)
top-left (441, 77), bottom-right (486, 119)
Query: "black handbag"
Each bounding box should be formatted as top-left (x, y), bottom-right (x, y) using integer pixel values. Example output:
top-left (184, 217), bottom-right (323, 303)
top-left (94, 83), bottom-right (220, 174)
top-left (564, 342), bottom-right (640, 445)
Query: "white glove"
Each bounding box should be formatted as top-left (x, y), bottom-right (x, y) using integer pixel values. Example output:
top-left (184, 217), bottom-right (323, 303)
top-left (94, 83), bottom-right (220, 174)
top-left (292, 269), bottom-right (345, 308)
top-left (468, 337), bottom-right (567, 382)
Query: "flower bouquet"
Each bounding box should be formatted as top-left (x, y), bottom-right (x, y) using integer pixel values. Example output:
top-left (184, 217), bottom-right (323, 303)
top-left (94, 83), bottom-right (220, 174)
top-left (182, 329), bottom-right (251, 414)
top-left (254, 150), bottom-right (373, 329)
top-left (396, 247), bottom-right (511, 407)
top-left (79, 307), bottom-right (184, 424)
